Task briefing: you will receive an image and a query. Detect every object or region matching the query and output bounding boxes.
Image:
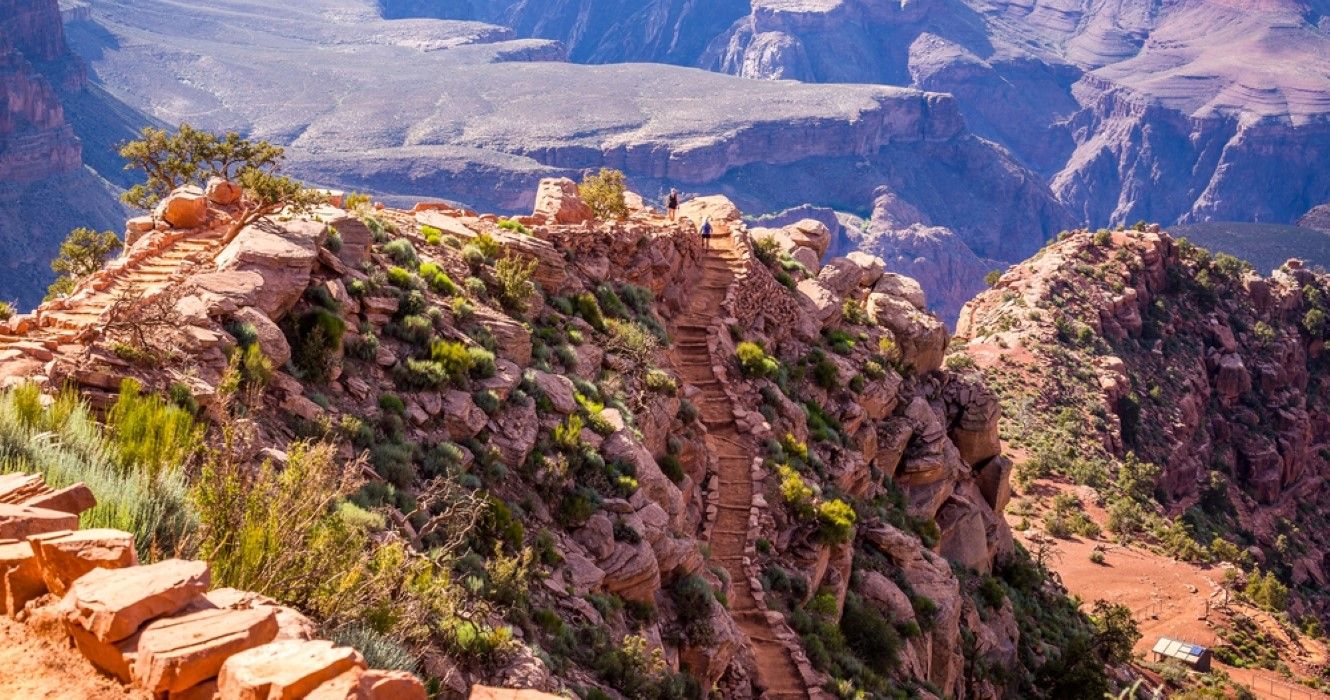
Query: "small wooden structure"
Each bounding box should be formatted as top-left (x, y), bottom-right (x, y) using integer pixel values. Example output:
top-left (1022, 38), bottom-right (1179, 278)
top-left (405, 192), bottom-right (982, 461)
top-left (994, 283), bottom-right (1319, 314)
top-left (1151, 637), bottom-right (1212, 672)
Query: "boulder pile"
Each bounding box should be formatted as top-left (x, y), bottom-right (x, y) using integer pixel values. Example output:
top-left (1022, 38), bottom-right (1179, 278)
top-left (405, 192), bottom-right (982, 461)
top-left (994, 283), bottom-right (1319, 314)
top-left (0, 472), bottom-right (427, 700)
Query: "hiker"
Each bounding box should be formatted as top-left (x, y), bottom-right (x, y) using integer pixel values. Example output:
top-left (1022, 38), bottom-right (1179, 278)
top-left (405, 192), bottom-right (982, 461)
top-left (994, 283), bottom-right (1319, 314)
top-left (666, 188), bottom-right (679, 221)
top-left (700, 216), bottom-right (713, 250)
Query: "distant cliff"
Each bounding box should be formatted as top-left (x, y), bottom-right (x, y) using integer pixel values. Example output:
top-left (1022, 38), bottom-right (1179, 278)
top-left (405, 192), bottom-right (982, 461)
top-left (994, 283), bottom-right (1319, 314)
top-left (0, 0), bottom-right (124, 308)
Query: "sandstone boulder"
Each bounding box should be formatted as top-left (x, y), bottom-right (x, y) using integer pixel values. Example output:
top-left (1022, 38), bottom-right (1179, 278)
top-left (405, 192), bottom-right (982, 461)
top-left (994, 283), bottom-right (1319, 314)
top-left (218, 639), bottom-right (365, 700)
top-left (976, 456), bottom-right (1013, 513)
top-left (0, 539), bottom-right (44, 616)
top-left (874, 273), bottom-right (928, 311)
top-left (472, 305), bottom-right (533, 366)
top-left (132, 606), bottom-right (279, 694)
top-left (817, 257), bottom-right (863, 296)
top-left (215, 219), bottom-right (326, 319)
top-left (231, 306), bottom-right (291, 368)
top-left (443, 390), bottom-right (488, 440)
top-left (157, 186), bottom-right (209, 229)
top-left (869, 293), bottom-right (948, 375)
top-left (679, 195), bottom-right (742, 228)
top-left (21, 483), bottom-right (96, 516)
top-left (797, 278), bottom-right (842, 327)
top-left (65, 559), bottom-right (210, 642)
top-left (31, 528), bottom-right (137, 597)
top-left (0, 504), bottom-right (79, 540)
top-left (206, 177), bottom-right (242, 206)
top-left (846, 251), bottom-right (885, 286)
top-left (304, 667), bottom-right (426, 699)
top-left (533, 370), bottom-right (577, 414)
top-left (532, 178), bottom-right (593, 225)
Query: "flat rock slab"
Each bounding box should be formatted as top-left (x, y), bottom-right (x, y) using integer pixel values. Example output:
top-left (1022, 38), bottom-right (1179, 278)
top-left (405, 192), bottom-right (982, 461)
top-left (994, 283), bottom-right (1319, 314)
top-left (22, 483), bottom-right (97, 515)
top-left (65, 558), bottom-right (210, 642)
top-left (0, 504), bottom-right (79, 540)
top-left (303, 668), bottom-right (426, 700)
top-left (133, 606), bottom-right (279, 694)
top-left (469, 687), bottom-right (564, 700)
top-left (0, 539), bottom-right (44, 616)
top-left (31, 528), bottom-right (137, 597)
top-left (218, 639), bottom-right (364, 700)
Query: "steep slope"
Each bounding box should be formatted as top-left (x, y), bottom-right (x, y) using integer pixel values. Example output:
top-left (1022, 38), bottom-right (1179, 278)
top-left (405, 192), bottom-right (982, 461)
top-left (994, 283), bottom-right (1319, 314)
top-left (0, 179), bottom-right (1121, 698)
top-left (956, 226), bottom-right (1330, 692)
top-left (0, 0), bottom-right (125, 308)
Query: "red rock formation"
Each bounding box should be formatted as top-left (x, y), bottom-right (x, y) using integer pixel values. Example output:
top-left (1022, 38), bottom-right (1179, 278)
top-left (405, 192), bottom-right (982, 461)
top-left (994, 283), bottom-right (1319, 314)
top-left (0, 0), bottom-right (83, 182)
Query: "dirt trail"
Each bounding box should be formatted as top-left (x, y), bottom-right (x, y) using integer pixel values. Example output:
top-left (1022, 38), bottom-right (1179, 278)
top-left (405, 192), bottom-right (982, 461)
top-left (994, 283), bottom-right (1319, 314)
top-left (0, 615), bottom-right (144, 699)
top-left (670, 230), bottom-right (812, 699)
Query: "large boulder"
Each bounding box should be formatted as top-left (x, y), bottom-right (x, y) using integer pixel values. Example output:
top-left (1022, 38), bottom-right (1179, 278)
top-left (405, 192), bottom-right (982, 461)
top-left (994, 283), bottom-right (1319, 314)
top-left (679, 195), bottom-right (742, 228)
top-left (230, 306), bottom-right (291, 369)
top-left (0, 504), bottom-right (79, 539)
top-left (214, 219), bottom-right (326, 319)
top-left (470, 688), bottom-right (563, 700)
top-left (532, 178), bottom-right (593, 225)
top-left (206, 177), bottom-right (242, 206)
top-left (157, 186), bottom-right (209, 229)
top-left (869, 292), bottom-right (948, 375)
top-left (131, 607), bottom-right (280, 694)
top-left (0, 539), bottom-right (44, 616)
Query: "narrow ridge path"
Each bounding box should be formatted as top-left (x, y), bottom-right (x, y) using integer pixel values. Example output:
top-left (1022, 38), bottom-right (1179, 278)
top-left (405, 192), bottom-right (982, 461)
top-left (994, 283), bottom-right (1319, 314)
top-left (671, 230), bottom-right (812, 699)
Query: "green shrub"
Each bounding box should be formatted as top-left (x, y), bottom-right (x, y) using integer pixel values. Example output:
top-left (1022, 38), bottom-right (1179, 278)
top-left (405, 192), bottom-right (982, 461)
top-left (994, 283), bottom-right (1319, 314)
top-left (329, 623), bottom-right (420, 673)
top-left (108, 379), bottom-right (201, 482)
top-left (497, 219), bottom-right (530, 235)
top-left (382, 239), bottom-right (418, 267)
top-left (816, 499), bottom-right (856, 544)
top-left (753, 236), bottom-right (781, 266)
top-left (420, 224), bottom-right (443, 245)
top-left (778, 466), bottom-right (815, 514)
top-left (575, 293), bottom-right (606, 331)
top-left (736, 341), bottom-right (779, 378)
top-left (290, 308), bottom-right (346, 384)
top-left (378, 394), bottom-right (405, 415)
top-left (0, 301), bottom-right (14, 321)
top-left (579, 168), bottom-right (628, 220)
top-left (474, 390), bottom-right (501, 415)
top-left (644, 369), bottom-right (678, 395)
top-left (428, 340), bottom-right (475, 384)
top-left (944, 354), bottom-right (977, 372)
top-left (461, 244), bottom-right (486, 271)
top-left (495, 253), bottom-right (538, 313)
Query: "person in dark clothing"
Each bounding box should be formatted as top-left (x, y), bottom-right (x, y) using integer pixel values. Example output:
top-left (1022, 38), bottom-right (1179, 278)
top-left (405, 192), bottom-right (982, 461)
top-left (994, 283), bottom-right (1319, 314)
top-left (667, 188), bottom-right (679, 222)
top-left (700, 216), bottom-right (713, 250)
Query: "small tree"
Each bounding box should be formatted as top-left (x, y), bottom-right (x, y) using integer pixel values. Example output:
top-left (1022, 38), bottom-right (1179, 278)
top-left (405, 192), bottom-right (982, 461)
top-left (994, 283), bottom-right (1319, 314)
top-left (46, 227), bottom-right (122, 299)
top-left (579, 168), bottom-right (628, 221)
top-left (1089, 600), bottom-right (1140, 665)
top-left (222, 168), bottom-right (324, 245)
top-left (984, 269), bottom-right (1003, 287)
top-left (120, 124), bottom-right (284, 210)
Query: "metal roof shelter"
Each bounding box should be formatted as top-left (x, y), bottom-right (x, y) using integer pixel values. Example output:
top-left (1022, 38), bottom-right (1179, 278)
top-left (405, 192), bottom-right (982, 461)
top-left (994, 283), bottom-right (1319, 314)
top-left (1151, 637), bottom-right (1212, 672)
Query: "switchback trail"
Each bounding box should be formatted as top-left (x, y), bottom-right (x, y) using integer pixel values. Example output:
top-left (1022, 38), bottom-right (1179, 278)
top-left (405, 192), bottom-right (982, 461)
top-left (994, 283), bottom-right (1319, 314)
top-left (670, 228), bottom-right (812, 699)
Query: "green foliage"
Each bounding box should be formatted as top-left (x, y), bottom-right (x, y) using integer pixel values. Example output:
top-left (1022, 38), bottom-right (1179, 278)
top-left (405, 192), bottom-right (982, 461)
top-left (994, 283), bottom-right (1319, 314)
top-left (944, 353), bottom-right (977, 372)
top-left (419, 224), bottom-right (443, 246)
top-left (644, 369), bottom-right (678, 395)
top-left (579, 168), bottom-right (629, 220)
top-left (108, 379), bottom-right (201, 482)
top-left (0, 301), bottom-right (13, 321)
top-left (1304, 307), bottom-right (1326, 337)
top-left (575, 293), bottom-right (606, 331)
top-left (736, 341), bottom-right (779, 378)
top-left (816, 499), bottom-right (857, 544)
top-left (1093, 230), bottom-right (1113, 246)
top-left (985, 269), bottom-right (1003, 287)
top-left (1089, 600), bottom-right (1140, 666)
top-left (47, 227), bottom-right (122, 299)
top-left (382, 239), bottom-right (419, 267)
top-left (473, 232), bottom-right (503, 260)
top-left (328, 623), bottom-right (420, 673)
top-left (119, 123), bottom-right (284, 209)
top-left (0, 384), bottom-right (196, 559)
top-left (778, 465), bottom-right (815, 514)
top-left (290, 308), bottom-right (346, 384)
top-left (1253, 321), bottom-right (1276, 344)
top-left (497, 218), bottom-right (529, 235)
top-left (494, 253), bottom-right (538, 313)
top-left (670, 574), bottom-right (716, 645)
top-left (427, 339), bottom-right (477, 385)
top-left (1243, 569), bottom-right (1289, 612)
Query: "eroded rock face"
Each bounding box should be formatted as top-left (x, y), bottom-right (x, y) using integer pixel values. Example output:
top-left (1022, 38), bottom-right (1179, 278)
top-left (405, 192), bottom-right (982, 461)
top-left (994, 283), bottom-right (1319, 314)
top-left (532, 178), bottom-right (593, 225)
top-left (214, 220), bottom-right (327, 320)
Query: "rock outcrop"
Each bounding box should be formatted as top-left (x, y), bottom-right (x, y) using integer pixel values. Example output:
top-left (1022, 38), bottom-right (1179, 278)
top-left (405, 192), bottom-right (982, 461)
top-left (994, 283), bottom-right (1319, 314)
top-left (959, 225), bottom-right (1330, 616)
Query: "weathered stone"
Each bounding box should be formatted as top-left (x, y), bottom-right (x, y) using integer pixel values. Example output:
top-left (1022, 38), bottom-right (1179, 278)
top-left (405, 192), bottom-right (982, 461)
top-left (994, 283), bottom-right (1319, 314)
top-left (206, 177), bottom-right (242, 205)
top-left (976, 456), bottom-right (1013, 513)
top-left (215, 219), bottom-right (326, 319)
top-left (533, 370), bottom-right (577, 414)
top-left (469, 687), bottom-right (563, 700)
top-left (203, 588), bottom-right (318, 642)
top-left (0, 539), bottom-right (44, 616)
top-left (231, 306), bottom-right (291, 368)
top-left (21, 483), bottom-right (96, 515)
top-left (443, 390), bottom-right (488, 440)
top-left (874, 273), bottom-right (928, 310)
top-left (532, 177), bottom-right (593, 225)
top-left (65, 559), bottom-right (211, 642)
top-left (31, 528), bottom-right (138, 597)
top-left (218, 639), bottom-right (365, 700)
top-left (869, 292), bottom-right (948, 374)
top-left (132, 607), bottom-right (279, 694)
top-left (0, 504), bottom-right (79, 540)
top-left (157, 186), bottom-right (209, 229)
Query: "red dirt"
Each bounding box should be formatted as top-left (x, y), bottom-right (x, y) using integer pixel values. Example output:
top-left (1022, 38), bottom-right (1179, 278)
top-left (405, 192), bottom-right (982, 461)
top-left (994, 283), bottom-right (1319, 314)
top-left (0, 614), bottom-right (145, 699)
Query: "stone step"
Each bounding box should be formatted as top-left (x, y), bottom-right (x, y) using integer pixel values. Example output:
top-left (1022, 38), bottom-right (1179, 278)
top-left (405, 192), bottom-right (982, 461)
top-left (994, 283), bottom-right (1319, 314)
top-left (65, 558), bottom-right (210, 643)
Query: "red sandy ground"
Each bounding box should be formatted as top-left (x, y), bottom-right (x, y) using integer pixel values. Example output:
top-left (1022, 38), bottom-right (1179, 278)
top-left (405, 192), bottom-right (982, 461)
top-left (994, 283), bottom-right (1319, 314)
top-left (1011, 482), bottom-right (1330, 699)
top-left (0, 614), bottom-right (144, 699)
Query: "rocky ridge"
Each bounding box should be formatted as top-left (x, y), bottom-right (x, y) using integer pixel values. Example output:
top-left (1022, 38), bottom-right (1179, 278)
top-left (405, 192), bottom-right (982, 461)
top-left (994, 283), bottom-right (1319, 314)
top-left (0, 176), bottom-right (1100, 698)
top-left (957, 226), bottom-right (1330, 642)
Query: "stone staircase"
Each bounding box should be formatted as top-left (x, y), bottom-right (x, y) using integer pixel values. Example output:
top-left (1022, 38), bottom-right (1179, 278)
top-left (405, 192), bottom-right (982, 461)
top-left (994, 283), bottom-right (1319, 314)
top-left (0, 472), bottom-right (427, 699)
top-left (669, 225), bottom-right (825, 700)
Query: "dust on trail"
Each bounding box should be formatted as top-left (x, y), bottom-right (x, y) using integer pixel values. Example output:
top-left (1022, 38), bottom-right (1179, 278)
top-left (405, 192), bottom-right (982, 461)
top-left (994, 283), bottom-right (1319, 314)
top-left (0, 614), bottom-right (146, 700)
